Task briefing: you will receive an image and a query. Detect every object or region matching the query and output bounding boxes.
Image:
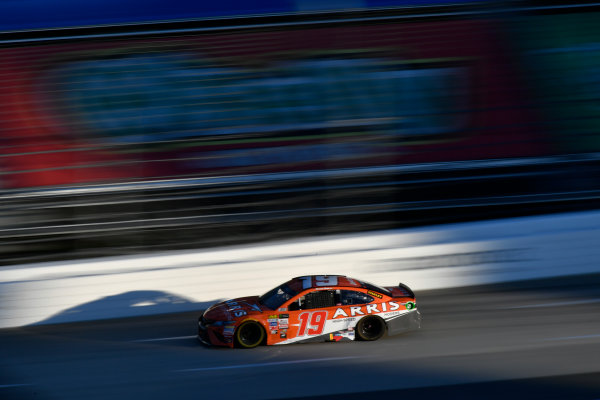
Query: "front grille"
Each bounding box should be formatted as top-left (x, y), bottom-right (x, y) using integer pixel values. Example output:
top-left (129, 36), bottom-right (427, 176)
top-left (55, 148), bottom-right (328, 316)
top-left (200, 315), bottom-right (214, 326)
top-left (198, 320), bottom-right (210, 343)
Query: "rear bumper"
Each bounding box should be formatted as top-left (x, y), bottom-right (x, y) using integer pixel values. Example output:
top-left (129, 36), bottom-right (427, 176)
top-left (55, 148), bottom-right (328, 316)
top-left (386, 309), bottom-right (421, 336)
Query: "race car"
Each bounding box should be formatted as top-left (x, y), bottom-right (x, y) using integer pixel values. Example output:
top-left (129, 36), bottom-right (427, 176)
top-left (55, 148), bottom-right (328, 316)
top-left (197, 275), bottom-right (421, 348)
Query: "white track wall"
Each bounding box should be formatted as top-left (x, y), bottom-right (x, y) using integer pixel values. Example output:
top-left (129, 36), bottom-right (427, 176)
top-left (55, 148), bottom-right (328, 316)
top-left (1, 210), bottom-right (600, 328)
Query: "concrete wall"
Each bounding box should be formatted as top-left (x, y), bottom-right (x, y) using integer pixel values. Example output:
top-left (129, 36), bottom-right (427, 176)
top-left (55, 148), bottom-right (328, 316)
top-left (1, 210), bottom-right (599, 328)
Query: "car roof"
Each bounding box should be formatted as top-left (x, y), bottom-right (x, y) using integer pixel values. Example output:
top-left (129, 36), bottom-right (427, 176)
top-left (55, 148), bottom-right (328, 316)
top-left (290, 275), bottom-right (364, 290)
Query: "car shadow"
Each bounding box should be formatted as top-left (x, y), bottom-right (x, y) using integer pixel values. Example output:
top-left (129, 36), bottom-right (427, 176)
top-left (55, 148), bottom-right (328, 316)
top-left (33, 290), bottom-right (213, 325)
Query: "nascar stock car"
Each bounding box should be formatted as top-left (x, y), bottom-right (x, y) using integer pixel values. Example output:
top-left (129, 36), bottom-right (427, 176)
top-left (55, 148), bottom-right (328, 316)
top-left (197, 275), bottom-right (421, 348)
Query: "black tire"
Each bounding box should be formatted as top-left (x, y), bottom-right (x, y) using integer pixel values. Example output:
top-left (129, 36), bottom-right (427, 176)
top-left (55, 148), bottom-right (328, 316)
top-left (356, 316), bottom-right (386, 341)
top-left (235, 321), bottom-right (265, 348)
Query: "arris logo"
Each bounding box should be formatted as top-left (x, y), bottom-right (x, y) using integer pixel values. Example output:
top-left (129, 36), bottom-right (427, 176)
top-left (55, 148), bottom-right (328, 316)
top-left (332, 301), bottom-right (401, 318)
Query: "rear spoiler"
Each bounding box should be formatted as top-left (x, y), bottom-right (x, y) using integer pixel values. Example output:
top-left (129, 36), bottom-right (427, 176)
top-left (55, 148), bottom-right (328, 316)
top-left (398, 282), bottom-right (415, 298)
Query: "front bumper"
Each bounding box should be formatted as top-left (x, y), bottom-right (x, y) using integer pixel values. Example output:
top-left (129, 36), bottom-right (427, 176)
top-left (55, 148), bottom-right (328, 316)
top-left (197, 314), bottom-right (234, 347)
top-left (386, 309), bottom-right (422, 336)
top-left (197, 315), bottom-right (212, 346)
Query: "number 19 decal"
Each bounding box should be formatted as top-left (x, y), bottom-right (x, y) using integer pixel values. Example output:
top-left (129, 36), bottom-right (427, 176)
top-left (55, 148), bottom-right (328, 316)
top-left (300, 275), bottom-right (338, 289)
top-left (298, 311), bottom-right (327, 336)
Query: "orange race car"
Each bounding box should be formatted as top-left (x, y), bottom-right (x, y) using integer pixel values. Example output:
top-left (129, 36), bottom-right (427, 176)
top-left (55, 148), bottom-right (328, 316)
top-left (197, 275), bottom-right (421, 348)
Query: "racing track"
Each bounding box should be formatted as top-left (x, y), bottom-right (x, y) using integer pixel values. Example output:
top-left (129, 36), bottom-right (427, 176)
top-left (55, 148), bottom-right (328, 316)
top-left (1, 274), bottom-right (600, 400)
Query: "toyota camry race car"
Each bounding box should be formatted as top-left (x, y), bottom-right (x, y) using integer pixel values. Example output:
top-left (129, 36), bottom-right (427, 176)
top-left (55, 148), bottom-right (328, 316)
top-left (198, 275), bottom-right (421, 348)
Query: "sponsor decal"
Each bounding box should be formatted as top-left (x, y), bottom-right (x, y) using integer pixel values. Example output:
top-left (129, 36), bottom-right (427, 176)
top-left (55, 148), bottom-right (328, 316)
top-left (268, 315), bottom-right (278, 319)
top-left (333, 308), bottom-right (348, 318)
top-left (279, 314), bottom-right (289, 319)
top-left (225, 300), bottom-right (247, 318)
top-left (240, 301), bottom-right (262, 313)
top-left (223, 327), bottom-right (235, 336)
top-left (278, 308), bottom-right (287, 312)
top-left (269, 321), bottom-right (278, 327)
top-left (333, 301), bottom-right (400, 319)
top-left (280, 332), bottom-right (287, 338)
top-left (367, 290), bottom-right (383, 299)
top-left (350, 306), bottom-right (364, 316)
top-left (279, 324), bottom-right (289, 329)
top-left (278, 318), bottom-right (289, 325)
top-left (271, 330), bottom-right (278, 335)
top-left (405, 302), bottom-right (415, 310)
top-left (365, 304), bottom-right (379, 314)
top-left (332, 317), bottom-right (356, 324)
top-left (330, 330), bottom-right (356, 342)
top-left (383, 311), bottom-right (401, 318)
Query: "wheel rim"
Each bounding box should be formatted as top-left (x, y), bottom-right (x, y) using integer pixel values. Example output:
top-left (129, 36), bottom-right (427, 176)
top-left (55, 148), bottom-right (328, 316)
top-left (360, 318), bottom-right (383, 340)
top-left (239, 323), bottom-right (263, 347)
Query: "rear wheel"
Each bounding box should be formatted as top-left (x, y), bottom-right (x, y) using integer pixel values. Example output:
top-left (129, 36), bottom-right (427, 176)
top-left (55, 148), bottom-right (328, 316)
top-left (235, 321), bottom-right (265, 348)
top-left (356, 316), bottom-right (386, 341)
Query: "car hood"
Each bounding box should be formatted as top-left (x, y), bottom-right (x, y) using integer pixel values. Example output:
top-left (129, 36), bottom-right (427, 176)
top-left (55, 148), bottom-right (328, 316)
top-left (203, 296), bottom-right (266, 320)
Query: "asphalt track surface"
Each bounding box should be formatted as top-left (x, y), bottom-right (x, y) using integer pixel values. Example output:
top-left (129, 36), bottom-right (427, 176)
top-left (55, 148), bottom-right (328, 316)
top-left (1, 274), bottom-right (600, 400)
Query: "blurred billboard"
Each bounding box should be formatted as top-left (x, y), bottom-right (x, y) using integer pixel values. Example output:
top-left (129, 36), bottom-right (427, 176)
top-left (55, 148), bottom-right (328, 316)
top-left (509, 11), bottom-right (600, 153)
top-left (1, 18), bottom-right (550, 188)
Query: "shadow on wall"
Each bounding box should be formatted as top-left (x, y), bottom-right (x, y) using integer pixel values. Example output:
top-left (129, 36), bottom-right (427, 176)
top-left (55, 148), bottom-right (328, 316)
top-left (34, 290), bottom-right (216, 325)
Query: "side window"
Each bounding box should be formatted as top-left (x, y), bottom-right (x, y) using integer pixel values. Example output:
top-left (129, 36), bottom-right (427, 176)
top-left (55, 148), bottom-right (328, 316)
top-left (294, 290), bottom-right (337, 310)
top-left (340, 290), bottom-right (374, 306)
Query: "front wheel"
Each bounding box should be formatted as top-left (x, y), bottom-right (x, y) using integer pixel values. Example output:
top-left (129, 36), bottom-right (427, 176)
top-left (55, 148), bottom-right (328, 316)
top-left (235, 321), bottom-right (265, 348)
top-left (356, 316), bottom-right (386, 341)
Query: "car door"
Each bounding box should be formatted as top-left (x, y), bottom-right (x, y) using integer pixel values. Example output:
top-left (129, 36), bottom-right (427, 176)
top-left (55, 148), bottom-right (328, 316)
top-left (279, 288), bottom-right (338, 343)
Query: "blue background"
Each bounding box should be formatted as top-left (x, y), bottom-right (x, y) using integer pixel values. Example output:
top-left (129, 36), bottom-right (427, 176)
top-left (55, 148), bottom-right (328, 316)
top-left (0, 0), bottom-right (488, 32)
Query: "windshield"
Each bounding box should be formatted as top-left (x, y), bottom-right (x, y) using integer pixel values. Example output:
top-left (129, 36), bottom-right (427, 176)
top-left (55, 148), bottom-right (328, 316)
top-left (259, 283), bottom-right (297, 310)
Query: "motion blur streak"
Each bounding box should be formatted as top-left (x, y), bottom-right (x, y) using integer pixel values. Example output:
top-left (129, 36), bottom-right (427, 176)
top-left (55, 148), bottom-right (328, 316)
top-left (175, 357), bottom-right (362, 372)
top-left (1, 1), bottom-right (600, 265)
